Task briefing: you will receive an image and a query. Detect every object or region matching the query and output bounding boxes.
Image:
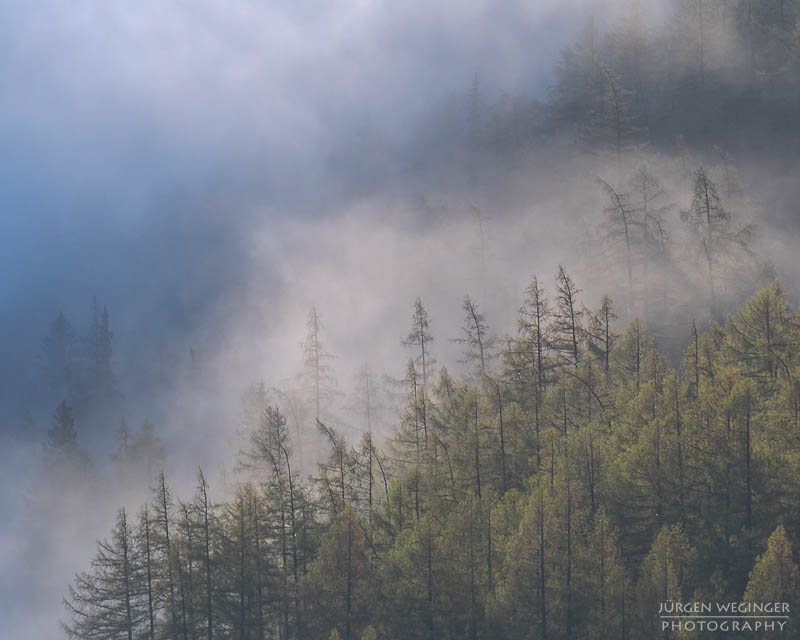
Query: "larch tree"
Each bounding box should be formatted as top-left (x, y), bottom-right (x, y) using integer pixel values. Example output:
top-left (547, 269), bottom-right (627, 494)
top-left (241, 405), bottom-right (301, 637)
top-left (41, 312), bottom-right (75, 400)
top-left (403, 299), bottom-right (434, 457)
top-left (586, 64), bottom-right (643, 162)
top-left (681, 166), bottom-right (756, 320)
top-left (636, 524), bottom-right (696, 637)
top-left (725, 279), bottom-right (796, 382)
top-left (151, 472), bottom-right (178, 640)
top-left (349, 364), bottom-right (385, 518)
top-left (40, 401), bottom-right (92, 497)
top-left (586, 295), bottom-right (619, 378)
top-left (743, 524), bottom-right (798, 633)
top-left (552, 267), bottom-right (584, 370)
top-left (302, 506), bottom-right (376, 640)
top-left (509, 275), bottom-right (552, 471)
top-left (63, 508), bottom-right (142, 640)
top-left (551, 16), bottom-right (603, 129)
top-left (596, 177), bottom-right (637, 306)
top-left (316, 420), bottom-right (356, 516)
top-left (193, 468), bottom-right (215, 640)
top-left (137, 506), bottom-right (157, 640)
top-left (79, 297), bottom-right (116, 409)
top-left (454, 294), bottom-right (496, 376)
top-left (302, 306), bottom-right (338, 423)
top-left (629, 166), bottom-right (672, 317)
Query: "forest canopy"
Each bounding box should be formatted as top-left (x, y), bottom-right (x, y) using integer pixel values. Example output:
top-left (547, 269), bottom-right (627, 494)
top-left (62, 277), bottom-right (800, 639)
top-left (9, 1), bottom-right (800, 638)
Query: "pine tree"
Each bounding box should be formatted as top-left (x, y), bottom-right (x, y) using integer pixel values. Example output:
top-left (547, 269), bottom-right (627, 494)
top-left (403, 299), bottom-right (434, 457)
top-left (81, 297), bottom-right (116, 407)
top-left (586, 295), bottom-right (619, 377)
top-left (48, 400), bottom-right (79, 452)
top-left (607, 0), bottom-right (653, 130)
top-left (454, 294), bottom-right (496, 375)
top-left (381, 512), bottom-right (441, 640)
top-left (596, 177), bottom-right (638, 305)
top-left (681, 166), bottom-right (756, 320)
top-left (579, 509), bottom-right (629, 639)
top-left (241, 405), bottom-right (301, 637)
top-left (743, 525), bottom-right (798, 635)
top-left (349, 364), bottom-right (385, 518)
top-left (302, 507), bottom-right (376, 640)
top-left (629, 166), bottom-right (673, 318)
top-left (551, 16), bottom-right (603, 129)
top-left (137, 506), bottom-right (157, 640)
top-left (41, 312), bottom-right (75, 399)
top-left (151, 472), bottom-right (179, 639)
top-left (636, 524), bottom-right (696, 637)
top-left (585, 64), bottom-right (644, 160)
top-left (493, 484), bottom-right (559, 639)
top-left (302, 307), bottom-right (338, 423)
top-left (42, 401), bottom-right (92, 487)
top-left (403, 299), bottom-right (434, 390)
top-left (194, 469), bottom-right (215, 640)
top-left (316, 421), bottom-right (356, 516)
top-left (552, 267), bottom-right (584, 369)
top-left (506, 275), bottom-right (553, 472)
top-left (63, 508), bottom-right (143, 640)
top-left (725, 279), bottom-right (796, 382)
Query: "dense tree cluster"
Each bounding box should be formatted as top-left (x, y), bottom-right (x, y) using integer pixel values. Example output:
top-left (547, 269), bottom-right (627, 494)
top-left (593, 160), bottom-right (767, 348)
top-left (64, 277), bottom-right (800, 639)
top-left (53, 3), bottom-right (800, 638)
top-left (440, 0), bottom-right (800, 160)
top-left (40, 297), bottom-right (117, 420)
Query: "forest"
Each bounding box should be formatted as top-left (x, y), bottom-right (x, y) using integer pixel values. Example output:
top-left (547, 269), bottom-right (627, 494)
top-left (59, 275), bottom-right (800, 640)
top-left (19, 0), bottom-right (800, 638)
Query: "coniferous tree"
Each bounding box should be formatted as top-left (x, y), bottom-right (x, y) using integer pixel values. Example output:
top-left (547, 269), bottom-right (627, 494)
top-left (41, 312), bottom-right (75, 400)
top-left (586, 64), bottom-right (644, 161)
top-left (403, 299), bottom-right (434, 458)
top-left (302, 506), bottom-right (376, 640)
top-left (636, 524), bottom-right (696, 637)
top-left (454, 294), bottom-right (496, 376)
top-left (742, 524), bottom-right (799, 637)
top-left (302, 307), bottom-right (338, 424)
top-left (597, 177), bottom-right (637, 304)
top-left (150, 472), bottom-right (178, 640)
top-left (61, 281), bottom-right (800, 640)
top-left (552, 267), bottom-right (584, 370)
top-left (551, 16), bottom-right (603, 130)
top-left (79, 297), bottom-right (116, 410)
top-left (725, 279), bottom-right (796, 382)
top-left (682, 166), bottom-right (756, 320)
top-left (193, 469), bottom-right (215, 640)
top-left (63, 508), bottom-right (142, 640)
top-left (629, 166), bottom-right (673, 318)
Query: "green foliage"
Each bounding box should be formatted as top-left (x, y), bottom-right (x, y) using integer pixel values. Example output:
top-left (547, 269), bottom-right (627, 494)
top-left (742, 525), bottom-right (800, 638)
top-left (744, 525), bottom-right (799, 604)
top-left (360, 625), bottom-right (377, 640)
top-left (65, 280), bottom-right (800, 639)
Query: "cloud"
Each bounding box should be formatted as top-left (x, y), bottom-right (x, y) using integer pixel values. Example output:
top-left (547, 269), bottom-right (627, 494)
top-left (0, 1), bottom-right (682, 637)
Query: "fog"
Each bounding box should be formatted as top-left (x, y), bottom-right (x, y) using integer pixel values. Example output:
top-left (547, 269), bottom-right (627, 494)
top-left (3, 0), bottom-right (800, 637)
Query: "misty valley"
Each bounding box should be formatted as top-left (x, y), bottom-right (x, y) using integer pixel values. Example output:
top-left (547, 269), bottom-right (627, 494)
top-left (5, 0), bottom-right (800, 639)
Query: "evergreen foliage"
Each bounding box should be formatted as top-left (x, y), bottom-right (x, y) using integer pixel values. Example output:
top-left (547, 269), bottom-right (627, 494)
top-left (65, 277), bottom-right (800, 639)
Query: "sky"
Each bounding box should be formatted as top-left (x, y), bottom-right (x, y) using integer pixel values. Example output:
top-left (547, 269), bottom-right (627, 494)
top-left (18, 0), bottom-right (800, 636)
top-left (10, 0), bottom-right (800, 637)
top-left (1, 1), bottom-right (652, 637)
top-left (0, 0), bottom-right (633, 422)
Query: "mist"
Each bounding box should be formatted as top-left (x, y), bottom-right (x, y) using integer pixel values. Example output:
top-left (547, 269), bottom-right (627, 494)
top-left (3, 0), bottom-right (800, 638)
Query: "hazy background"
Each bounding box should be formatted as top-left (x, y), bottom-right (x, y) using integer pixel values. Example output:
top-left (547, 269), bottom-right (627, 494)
top-left (3, 0), bottom-right (800, 637)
